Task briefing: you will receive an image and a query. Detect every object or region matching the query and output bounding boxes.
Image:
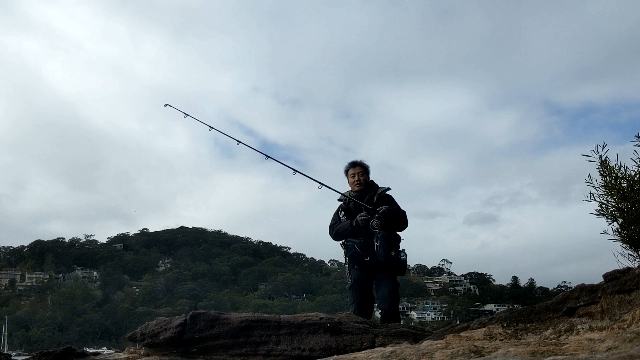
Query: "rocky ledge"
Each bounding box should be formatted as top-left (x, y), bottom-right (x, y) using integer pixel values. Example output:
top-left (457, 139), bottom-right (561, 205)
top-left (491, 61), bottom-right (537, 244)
top-left (329, 267), bottom-right (640, 359)
top-left (55, 267), bottom-right (640, 360)
top-left (126, 311), bottom-right (431, 359)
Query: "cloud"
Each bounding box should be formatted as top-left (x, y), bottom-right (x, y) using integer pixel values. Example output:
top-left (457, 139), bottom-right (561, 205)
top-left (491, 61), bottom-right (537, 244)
top-left (1, 1), bottom-right (638, 287)
top-left (463, 212), bottom-right (500, 227)
top-left (412, 210), bottom-right (454, 221)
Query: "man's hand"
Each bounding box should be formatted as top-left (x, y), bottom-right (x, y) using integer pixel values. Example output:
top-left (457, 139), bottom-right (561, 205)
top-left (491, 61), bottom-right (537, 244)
top-left (370, 206), bottom-right (395, 231)
top-left (375, 206), bottom-right (394, 222)
top-left (356, 212), bottom-right (370, 227)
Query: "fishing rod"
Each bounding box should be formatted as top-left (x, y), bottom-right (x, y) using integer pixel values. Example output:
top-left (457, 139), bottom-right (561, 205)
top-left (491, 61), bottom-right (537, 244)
top-left (164, 104), bottom-right (373, 211)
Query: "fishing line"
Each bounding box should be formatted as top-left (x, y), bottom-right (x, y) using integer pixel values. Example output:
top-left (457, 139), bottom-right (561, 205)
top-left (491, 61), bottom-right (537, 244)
top-left (164, 104), bottom-right (373, 210)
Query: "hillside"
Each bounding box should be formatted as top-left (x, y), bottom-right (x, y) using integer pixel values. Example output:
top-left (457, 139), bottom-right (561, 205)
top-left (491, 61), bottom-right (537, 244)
top-left (0, 226), bottom-right (570, 353)
top-left (0, 227), bottom-right (351, 351)
top-left (67, 266), bottom-right (640, 359)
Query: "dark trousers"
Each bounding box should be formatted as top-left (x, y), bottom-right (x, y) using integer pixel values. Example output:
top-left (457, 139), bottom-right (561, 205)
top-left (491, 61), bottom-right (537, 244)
top-left (347, 263), bottom-right (401, 324)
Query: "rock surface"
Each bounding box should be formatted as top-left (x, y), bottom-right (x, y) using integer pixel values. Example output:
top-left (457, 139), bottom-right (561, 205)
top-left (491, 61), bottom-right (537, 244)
top-left (327, 267), bottom-right (640, 359)
top-left (101, 267), bottom-right (640, 359)
top-left (126, 311), bottom-right (431, 359)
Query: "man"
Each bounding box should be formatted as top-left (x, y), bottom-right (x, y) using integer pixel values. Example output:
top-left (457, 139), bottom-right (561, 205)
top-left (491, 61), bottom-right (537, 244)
top-left (329, 160), bottom-right (408, 323)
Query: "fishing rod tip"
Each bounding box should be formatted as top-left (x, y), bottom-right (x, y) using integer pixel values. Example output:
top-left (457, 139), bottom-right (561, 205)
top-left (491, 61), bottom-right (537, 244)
top-left (163, 104), bottom-right (170, 107)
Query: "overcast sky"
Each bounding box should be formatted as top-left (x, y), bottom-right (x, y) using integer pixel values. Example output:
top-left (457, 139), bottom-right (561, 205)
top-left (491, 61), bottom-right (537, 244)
top-left (1, 1), bottom-right (639, 287)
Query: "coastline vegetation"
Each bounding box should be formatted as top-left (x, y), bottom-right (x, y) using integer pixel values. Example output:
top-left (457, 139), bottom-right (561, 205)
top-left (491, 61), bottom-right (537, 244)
top-left (0, 227), bottom-right (569, 352)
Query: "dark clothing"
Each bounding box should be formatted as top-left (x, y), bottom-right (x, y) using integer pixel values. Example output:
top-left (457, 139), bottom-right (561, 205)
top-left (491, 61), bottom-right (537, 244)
top-left (347, 263), bottom-right (401, 323)
top-left (329, 181), bottom-right (408, 243)
top-left (328, 180), bottom-right (408, 323)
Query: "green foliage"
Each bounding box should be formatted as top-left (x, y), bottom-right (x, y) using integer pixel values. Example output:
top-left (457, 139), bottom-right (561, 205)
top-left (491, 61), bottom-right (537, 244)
top-left (0, 227), bottom-right (350, 352)
top-left (0, 226), bottom-right (574, 353)
top-left (584, 133), bottom-right (640, 265)
top-left (399, 276), bottom-right (430, 299)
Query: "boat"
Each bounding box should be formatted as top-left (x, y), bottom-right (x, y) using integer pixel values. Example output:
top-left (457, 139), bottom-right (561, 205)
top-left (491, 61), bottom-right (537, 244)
top-left (2, 317), bottom-right (30, 359)
top-left (83, 347), bottom-right (116, 355)
top-left (2, 316), bottom-right (8, 354)
top-left (11, 351), bottom-right (31, 360)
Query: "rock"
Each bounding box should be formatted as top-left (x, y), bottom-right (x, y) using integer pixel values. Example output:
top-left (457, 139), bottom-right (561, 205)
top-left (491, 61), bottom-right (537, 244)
top-left (329, 267), bottom-right (640, 359)
top-left (0, 352), bottom-right (11, 360)
top-left (28, 345), bottom-right (89, 360)
top-left (119, 267), bottom-right (640, 359)
top-left (428, 267), bottom-right (640, 342)
top-left (602, 267), bottom-right (634, 283)
top-left (127, 311), bottom-right (431, 359)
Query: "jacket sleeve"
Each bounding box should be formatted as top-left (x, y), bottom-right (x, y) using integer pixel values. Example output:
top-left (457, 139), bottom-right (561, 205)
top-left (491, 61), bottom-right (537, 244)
top-left (329, 203), bottom-right (362, 241)
top-left (376, 194), bottom-right (408, 232)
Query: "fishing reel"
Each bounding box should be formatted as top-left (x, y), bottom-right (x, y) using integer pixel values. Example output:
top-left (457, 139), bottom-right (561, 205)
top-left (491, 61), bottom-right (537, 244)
top-left (369, 206), bottom-right (393, 231)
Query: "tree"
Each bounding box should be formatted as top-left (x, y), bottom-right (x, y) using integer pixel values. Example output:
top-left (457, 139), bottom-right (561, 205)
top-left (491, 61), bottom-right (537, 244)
top-left (438, 259), bottom-right (452, 273)
top-left (398, 276), bottom-right (429, 299)
top-left (584, 133), bottom-right (640, 266)
top-left (554, 281), bottom-right (573, 293)
top-left (430, 266), bottom-right (447, 277)
top-left (524, 277), bottom-right (536, 289)
top-left (463, 272), bottom-right (495, 288)
top-left (522, 278), bottom-right (538, 306)
top-left (7, 278), bottom-right (17, 292)
top-left (506, 275), bottom-right (523, 304)
top-left (508, 275), bottom-right (521, 289)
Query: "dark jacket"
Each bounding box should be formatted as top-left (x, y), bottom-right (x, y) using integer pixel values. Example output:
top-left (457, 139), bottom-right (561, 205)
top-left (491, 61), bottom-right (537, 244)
top-left (329, 180), bottom-right (408, 244)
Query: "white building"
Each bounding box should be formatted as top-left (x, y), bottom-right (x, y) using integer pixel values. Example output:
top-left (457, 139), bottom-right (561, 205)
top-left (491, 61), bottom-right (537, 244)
top-left (0, 269), bottom-right (22, 287)
top-left (2, 270), bottom-right (53, 291)
top-left (482, 304), bottom-right (521, 313)
top-left (72, 268), bottom-right (99, 282)
top-left (408, 300), bottom-right (450, 322)
top-left (410, 310), bottom-right (449, 322)
top-left (54, 267), bottom-right (100, 288)
top-left (422, 275), bottom-right (479, 295)
top-left (399, 301), bottom-right (412, 318)
top-left (416, 300), bottom-right (447, 312)
top-left (375, 300), bottom-right (451, 322)
top-left (374, 301), bottom-right (414, 319)
top-left (25, 272), bottom-right (49, 284)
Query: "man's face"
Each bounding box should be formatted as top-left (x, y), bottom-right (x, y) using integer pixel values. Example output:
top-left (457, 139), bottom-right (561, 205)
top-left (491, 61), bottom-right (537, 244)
top-left (347, 166), bottom-right (369, 192)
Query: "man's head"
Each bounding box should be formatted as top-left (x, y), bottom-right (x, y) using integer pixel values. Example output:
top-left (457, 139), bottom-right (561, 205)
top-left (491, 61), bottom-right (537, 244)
top-left (344, 160), bottom-right (370, 192)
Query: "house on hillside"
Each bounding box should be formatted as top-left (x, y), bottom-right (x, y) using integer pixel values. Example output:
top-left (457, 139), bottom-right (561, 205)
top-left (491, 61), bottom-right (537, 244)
top-left (422, 275), bottom-right (479, 295)
top-left (0, 269), bottom-right (22, 287)
top-left (54, 267), bottom-right (100, 288)
top-left (25, 272), bottom-right (49, 284)
top-left (157, 258), bottom-right (172, 271)
top-left (374, 299), bottom-right (452, 323)
top-left (2, 267), bottom-right (101, 291)
top-left (481, 303), bottom-right (521, 313)
top-left (72, 268), bottom-right (99, 283)
top-left (17, 272), bottom-right (51, 290)
top-left (410, 310), bottom-right (449, 322)
top-left (130, 281), bottom-right (146, 294)
top-left (409, 300), bottom-right (450, 322)
top-left (416, 300), bottom-right (447, 312)
top-left (468, 306), bottom-right (495, 318)
top-left (399, 301), bottom-right (412, 318)
top-left (2, 269), bottom-right (53, 291)
top-left (373, 301), bottom-right (413, 320)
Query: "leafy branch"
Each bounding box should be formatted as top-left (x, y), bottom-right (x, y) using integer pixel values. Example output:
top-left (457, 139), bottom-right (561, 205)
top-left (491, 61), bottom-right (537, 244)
top-left (583, 133), bottom-right (640, 266)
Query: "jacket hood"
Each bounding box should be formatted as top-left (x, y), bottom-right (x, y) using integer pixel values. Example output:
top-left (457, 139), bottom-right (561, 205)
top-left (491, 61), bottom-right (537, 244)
top-left (337, 180), bottom-right (390, 202)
